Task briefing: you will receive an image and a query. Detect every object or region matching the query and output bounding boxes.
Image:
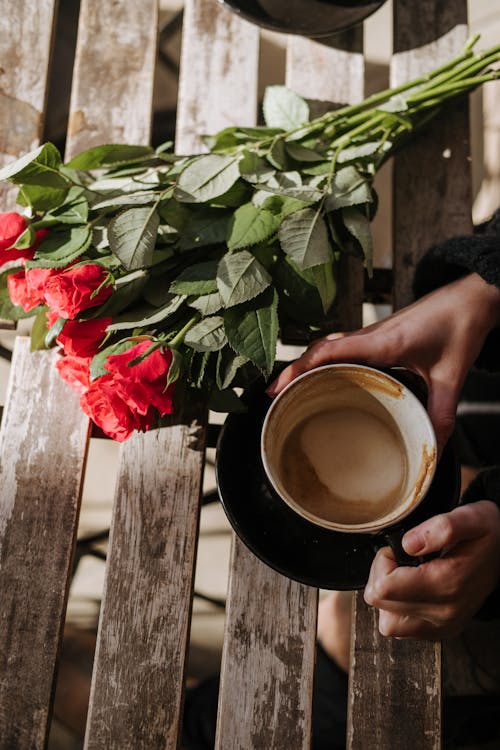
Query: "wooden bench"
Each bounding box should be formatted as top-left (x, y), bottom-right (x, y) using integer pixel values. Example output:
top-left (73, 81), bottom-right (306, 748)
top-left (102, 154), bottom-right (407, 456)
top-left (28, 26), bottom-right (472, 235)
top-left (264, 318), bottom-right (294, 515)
top-left (0, 0), bottom-right (475, 747)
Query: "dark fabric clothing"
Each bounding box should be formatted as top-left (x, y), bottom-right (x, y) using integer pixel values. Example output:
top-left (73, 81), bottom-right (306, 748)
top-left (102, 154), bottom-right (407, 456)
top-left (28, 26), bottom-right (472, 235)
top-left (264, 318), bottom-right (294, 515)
top-left (413, 209), bottom-right (500, 371)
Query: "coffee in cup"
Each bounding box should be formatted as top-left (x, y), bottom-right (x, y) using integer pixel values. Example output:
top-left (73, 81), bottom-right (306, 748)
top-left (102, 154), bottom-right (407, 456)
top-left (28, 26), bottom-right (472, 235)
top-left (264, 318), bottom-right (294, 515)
top-left (261, 364), bottom-right (436, 534)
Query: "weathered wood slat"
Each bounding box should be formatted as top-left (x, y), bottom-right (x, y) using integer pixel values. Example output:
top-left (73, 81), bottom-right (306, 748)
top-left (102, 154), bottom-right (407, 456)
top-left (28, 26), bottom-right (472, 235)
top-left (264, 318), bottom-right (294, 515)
top-left (216, 538), bottom-right (318, 750)
top-left (66, 0), bottom-right (159, 159)
top-left (216, 30), bottom-right (364, 750)
top-left (0, 339), bottom-right (89, 750)
top-left (202, 7), bottom-right (320, 746)
top-left (286, 29), bottom-right (364, 335)
top-left (349, 598), bottom-right (441, 749)
top-left (348, 3), bottom-right (470, 749)
top-left (391, 2), bottom-right (472, 308)
top-left (176, 0), bottom-right (259, 152)
top-left (0, 0), bottom-right (58, 209)
top-left (68, 2), bottom-right (206, 748)
top-left (84, 392), bottom-right (207, 749)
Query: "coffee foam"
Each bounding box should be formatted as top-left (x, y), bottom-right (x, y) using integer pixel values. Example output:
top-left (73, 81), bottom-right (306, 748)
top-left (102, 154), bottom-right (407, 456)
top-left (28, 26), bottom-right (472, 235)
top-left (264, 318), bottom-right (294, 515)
top-left (279, 405), bottom-right (408, 525)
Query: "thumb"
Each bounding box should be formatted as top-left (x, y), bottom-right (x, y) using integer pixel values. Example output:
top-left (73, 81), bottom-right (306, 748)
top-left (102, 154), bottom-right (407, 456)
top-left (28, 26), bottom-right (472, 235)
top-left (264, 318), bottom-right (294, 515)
top-left (426, 376), bottom-right (459, 456)
top-left (402, 503), bottom-right (491, 556)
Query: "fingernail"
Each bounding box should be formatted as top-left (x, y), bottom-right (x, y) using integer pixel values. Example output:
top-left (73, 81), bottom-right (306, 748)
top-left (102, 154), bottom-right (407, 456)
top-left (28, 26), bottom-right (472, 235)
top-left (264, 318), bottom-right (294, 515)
top-left (402, 531), bottom-right (425, 555)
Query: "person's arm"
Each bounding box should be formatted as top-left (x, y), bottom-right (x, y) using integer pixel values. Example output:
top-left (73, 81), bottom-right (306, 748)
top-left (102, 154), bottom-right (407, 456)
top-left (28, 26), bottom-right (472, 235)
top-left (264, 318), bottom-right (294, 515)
top-left (267, 268), bottom-right (500, 639)
top-left (268, 272), bottom-right (500, 454)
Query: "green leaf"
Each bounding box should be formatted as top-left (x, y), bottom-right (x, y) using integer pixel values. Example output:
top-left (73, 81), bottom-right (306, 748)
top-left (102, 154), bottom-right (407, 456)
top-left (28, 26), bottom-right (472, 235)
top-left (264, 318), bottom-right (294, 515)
top-left (278, 207), bottom-right (330, 270)
top-left (187, 350), bottom-right (211, 389)
top-left (227, 203), bottom-right (280, 251)
top-left (92, 191), bottom-right (159, 210)
top-left (89, 271), bottom-right (148, 318)
top-left (273, 256), bottom-right (326, 324)
top-left (45, 316), bottom-right (66, 348)
top-left (337, 141), bottom-right (391, 164)
top-left (0, 143), bottom-right (66, 187)
top-left (16, 184), bottom-right (69, 212)
top-left (12, 225), bottom-right (35, 249)
top-left (90, 340), bottom-right (135, 380)
top-left (188, 290), bottom-right (223, 316)
top-left (261, 172), bottom-right (323, 202)
top-left (253, 193), bottom-right (309, 219)
top-left (184, 315), bottom-right (227, 352)
top-left (159, 199), bottom-right (192, 231)
top-left (216, 348), bottom-right (249, 390)
top-left (208, 387), bottom-right (246, 413)
top-left (324, 167), bottom-right (373, 211)
top-left (224, 287), bottom-right (278, 375)
top-left (66, 144), bottom-right (154, 170)
top-left (166, 348), bottom-right (183, 387)
top-left (203, 126), bottom-right (282, 152)
top-left (342, 206), bottom-right (373, 276)
top-left (30, 307), bottom-right (51, 351)
top-left (50, 194), bottom-right (89, 224)
top-left (266, 137), bottom-right (288, 170)
top-left (106, 293), bottom-right (185, 331)
top-left (202, 127), bottom-right (240, 152)
top-left (28, 226), bottom-right (92, 268)
top-left (211, 179), bottom-right (250, 208)
top-left (308, 261), bottom-right (337, 315)
top-left (263, 86), bottom-right (309, 130)
top-left (285, 142), bottom-right (324, 162)
top-left (170, 261), bottom-right (219, 296)
top-left (178, 209), bottom-right (230, 251)
top-left (217, 250), bottom-right (271, 308)
top-left (175, 154), bottom-right (241, 203)
top-left (108, 205), bottom-right (160, 270)
top-left (239, 151), bottom-right (276, 184)
top-left (155, 140), bottom-right (174, 155)
top-left (377, 94), bottom-right (408, 113)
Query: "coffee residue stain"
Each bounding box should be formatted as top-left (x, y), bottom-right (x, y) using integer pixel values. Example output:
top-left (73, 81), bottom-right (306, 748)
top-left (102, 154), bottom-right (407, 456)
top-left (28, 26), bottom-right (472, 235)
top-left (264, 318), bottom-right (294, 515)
top-left (333, 366), bottom-right (404, 399)
top-left (412, 444), bottom-right (436, 503)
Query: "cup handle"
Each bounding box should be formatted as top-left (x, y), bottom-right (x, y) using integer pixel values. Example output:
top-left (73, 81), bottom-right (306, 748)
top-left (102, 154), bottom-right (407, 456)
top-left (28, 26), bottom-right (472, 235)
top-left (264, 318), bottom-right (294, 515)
top-left (383, 526), bottom-right (421, 567)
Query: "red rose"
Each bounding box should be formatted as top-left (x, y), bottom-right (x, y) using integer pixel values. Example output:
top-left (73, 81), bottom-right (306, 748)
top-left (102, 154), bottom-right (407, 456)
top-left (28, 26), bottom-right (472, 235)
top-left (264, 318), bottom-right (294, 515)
top-left (44, 264), bottom-right (112, 318)
top-left (105, 341), bottom-right (175, 416)
top-left (80, 375), bottom-right (156, 441)
top-left (76, 341), bottom-right (175, 441)
top-left (8, 267), bottom-right (58, 312)
top-left (0, 212), bottom-right (49, 266)
top-left (55, 355), bottom-right (92, 394)
top-left (57, 317), bottom-right (112, 358)
top-left (0, 213), bottom-right (26, 250)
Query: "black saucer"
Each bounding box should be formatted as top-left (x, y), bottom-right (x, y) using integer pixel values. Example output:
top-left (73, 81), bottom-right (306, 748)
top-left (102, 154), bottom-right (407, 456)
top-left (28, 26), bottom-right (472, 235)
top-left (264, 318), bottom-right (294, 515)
top-left (219, 0), bottom-right (387, 39)
top-left (216, 369), bottom-right (461, 590)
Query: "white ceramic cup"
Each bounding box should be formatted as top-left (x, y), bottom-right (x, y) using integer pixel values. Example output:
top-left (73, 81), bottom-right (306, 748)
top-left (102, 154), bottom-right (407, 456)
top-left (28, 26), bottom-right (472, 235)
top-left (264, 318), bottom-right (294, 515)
top-left (261, 364), bottom-right (437, 534)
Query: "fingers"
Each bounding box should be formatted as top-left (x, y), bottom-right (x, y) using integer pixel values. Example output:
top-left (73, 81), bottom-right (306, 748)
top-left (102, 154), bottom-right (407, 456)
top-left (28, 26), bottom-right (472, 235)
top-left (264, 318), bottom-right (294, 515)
top-left (364, 547), bottom-right (445, 607)
top-left (402, 502), bottom-right (497, 557)
top-left (377, 610), bottom-right (444, 640)
top-left (266, 330), bottom-right (392, 396)
top-left (426, 375), bottom-right (459, 455)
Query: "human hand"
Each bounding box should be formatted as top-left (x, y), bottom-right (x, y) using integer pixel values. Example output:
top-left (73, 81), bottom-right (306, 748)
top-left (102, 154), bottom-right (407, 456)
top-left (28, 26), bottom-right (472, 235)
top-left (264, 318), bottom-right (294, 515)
top-left (267, 273), bottom-right (500, 452)
top-left (364, 501), bottom-right (500, 639)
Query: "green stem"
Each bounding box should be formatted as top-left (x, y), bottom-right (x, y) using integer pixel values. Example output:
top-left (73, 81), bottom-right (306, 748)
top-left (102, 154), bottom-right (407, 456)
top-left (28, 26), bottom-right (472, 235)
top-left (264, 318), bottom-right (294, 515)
top-left (168, 314), bottom-right (200, 349)
top-left (408, 73), bottom-right (499, 104)
top-left (329, 111), bottom-right (388, 149)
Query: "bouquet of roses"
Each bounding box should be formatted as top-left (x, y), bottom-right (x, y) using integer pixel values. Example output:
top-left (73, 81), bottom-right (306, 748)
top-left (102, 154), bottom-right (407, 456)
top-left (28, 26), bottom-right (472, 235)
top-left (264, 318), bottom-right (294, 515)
top-left (0, 36), bottom-right (498, 441)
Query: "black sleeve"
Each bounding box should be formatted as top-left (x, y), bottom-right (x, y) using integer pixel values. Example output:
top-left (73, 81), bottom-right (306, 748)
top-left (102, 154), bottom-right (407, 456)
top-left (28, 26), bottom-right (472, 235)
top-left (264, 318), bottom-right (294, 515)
top-left (460, 466), bottom-right (500, 621)
top-left (412, 209), bottom-right (500, 370)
